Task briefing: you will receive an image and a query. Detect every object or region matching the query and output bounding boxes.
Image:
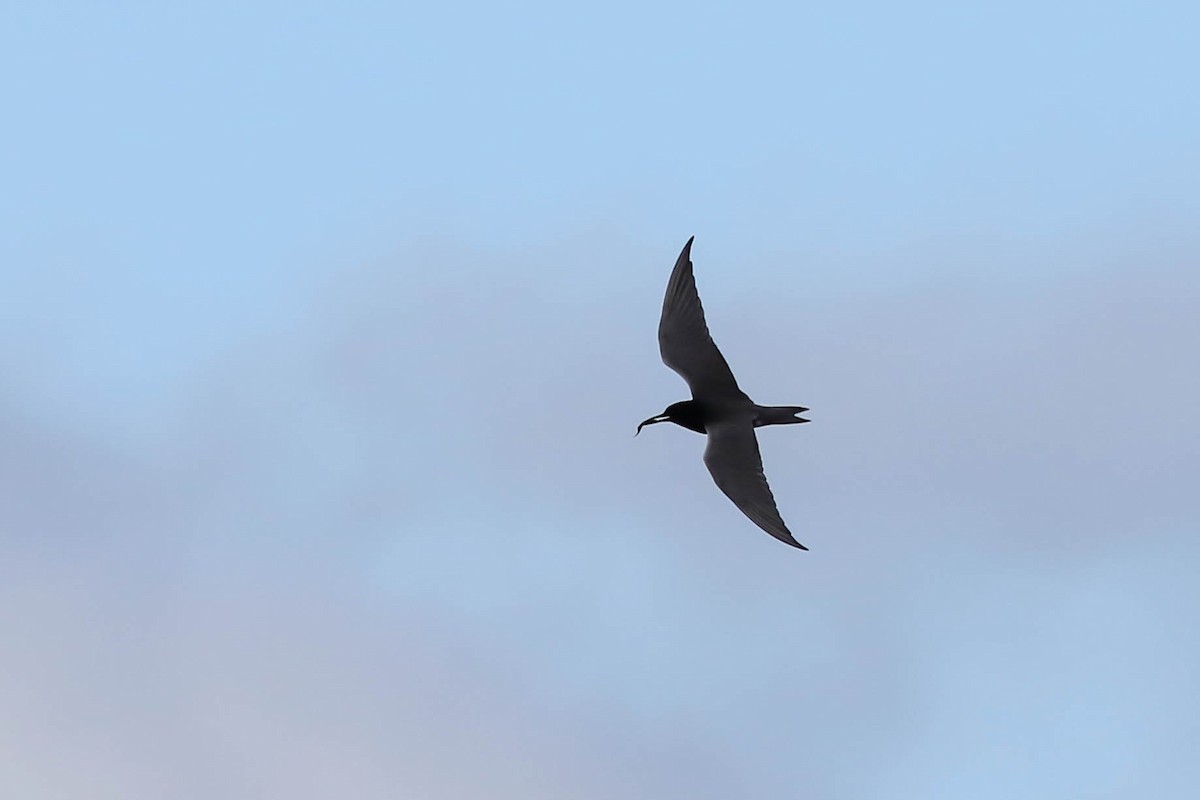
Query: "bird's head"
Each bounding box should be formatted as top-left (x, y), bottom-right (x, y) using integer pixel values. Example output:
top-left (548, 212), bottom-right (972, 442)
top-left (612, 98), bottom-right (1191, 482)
top-left (636, 401), bottom-right (700, 436)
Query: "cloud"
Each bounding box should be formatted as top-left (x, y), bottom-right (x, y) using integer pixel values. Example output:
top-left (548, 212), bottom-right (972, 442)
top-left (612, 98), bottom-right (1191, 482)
top-left (2, 231), bottom-right (1197, 798)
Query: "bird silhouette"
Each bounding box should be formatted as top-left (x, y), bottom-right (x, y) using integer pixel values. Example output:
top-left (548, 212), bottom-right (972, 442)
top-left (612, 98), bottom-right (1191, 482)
top-left (637, 237), bottom-right (810, 550)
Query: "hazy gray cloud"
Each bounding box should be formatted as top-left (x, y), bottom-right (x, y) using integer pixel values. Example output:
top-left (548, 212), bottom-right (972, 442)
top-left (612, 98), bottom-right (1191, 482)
top-left (2, 231), bottom-right (1197, 798)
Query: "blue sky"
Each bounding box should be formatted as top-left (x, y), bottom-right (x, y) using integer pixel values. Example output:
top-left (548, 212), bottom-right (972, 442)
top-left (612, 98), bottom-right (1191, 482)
top-left (3, 2), bottom-right (1199, 798)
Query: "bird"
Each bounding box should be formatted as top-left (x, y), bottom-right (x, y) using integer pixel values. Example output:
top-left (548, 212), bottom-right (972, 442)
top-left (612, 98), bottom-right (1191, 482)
top-left (637, 236), bottom-right (810, 550)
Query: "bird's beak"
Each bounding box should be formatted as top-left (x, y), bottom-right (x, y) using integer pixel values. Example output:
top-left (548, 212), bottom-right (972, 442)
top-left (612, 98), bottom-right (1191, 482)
top-left (635, 414), bottom-right (670, 436)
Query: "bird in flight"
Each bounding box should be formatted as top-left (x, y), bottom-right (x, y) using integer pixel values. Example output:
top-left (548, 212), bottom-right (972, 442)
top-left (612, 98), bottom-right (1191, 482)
top-left (637, 237), bottom-right (810, 550)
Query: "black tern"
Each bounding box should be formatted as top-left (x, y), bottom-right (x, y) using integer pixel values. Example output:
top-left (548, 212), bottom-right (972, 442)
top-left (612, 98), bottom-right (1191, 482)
top-left (638, 237), bottom-right (810, 550)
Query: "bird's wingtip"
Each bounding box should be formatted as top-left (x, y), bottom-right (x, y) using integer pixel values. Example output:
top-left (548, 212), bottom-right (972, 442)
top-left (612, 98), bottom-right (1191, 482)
top-left (772, 528), bottom-right (809, 550)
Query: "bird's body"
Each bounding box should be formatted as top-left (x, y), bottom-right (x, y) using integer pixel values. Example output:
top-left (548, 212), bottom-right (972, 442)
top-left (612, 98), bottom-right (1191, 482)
top-left (645, 399), bottom-right (812, 435)
top-left (638, 237), bottom-right (810, 550)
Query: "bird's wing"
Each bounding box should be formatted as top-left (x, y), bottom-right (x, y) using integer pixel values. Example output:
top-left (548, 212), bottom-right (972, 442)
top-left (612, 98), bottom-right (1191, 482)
top-left (703, 419), bottom-right (806, 549)
top-left (658, 237), bottom-right (745, 399)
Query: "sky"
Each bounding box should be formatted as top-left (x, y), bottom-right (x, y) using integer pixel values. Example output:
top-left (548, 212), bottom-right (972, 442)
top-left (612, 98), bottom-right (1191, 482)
top-left (2, 1), bottom-right (1199, 797)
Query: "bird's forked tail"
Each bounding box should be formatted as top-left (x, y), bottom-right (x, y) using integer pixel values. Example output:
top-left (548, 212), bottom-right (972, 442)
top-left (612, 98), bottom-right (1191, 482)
top-left (753, 405), bottom-right (811, 427)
